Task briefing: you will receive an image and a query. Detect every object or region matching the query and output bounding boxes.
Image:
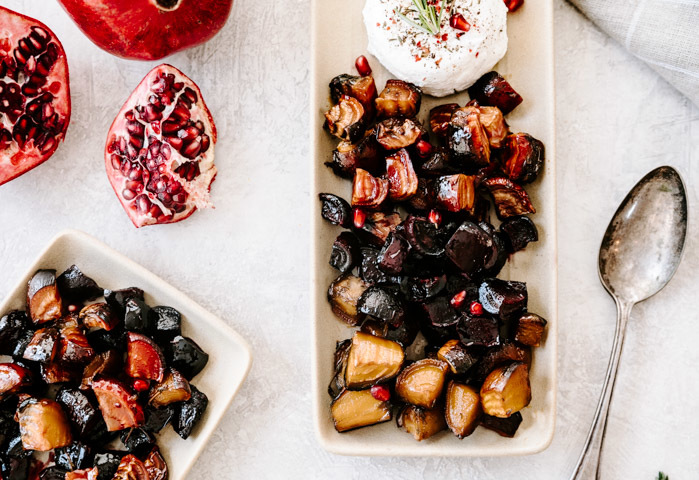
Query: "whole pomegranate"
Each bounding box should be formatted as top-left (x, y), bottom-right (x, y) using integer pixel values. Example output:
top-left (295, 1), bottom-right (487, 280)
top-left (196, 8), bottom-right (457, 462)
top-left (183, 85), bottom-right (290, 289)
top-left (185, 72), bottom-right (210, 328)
top-left (56, 0), bottom-right (234, 61)
top-left (105, 64), bottom-right (217, 228)
top-left (0, 6), bottom-right (70, 186)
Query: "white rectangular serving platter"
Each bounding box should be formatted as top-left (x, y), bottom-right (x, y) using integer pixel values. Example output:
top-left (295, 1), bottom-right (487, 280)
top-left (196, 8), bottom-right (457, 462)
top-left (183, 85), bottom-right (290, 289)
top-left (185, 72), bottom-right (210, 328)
top-left (311, 0), bottom-right (557, 456)
top-left (0, 229), bottom-right (252, 478)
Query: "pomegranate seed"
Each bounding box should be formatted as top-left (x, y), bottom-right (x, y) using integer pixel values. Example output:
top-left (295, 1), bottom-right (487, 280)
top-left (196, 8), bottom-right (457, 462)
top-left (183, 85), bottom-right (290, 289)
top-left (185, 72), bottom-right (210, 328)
top-left (449, 13), bottom-right (471, 32)
top-left (68, 305), bottom-right (78, 313)
top-left (416, 140), bottom-right (433, 158)
top-left (470, 301), bottom-right (484, 316)
top-left (504, 0), bottom-right (524, 12)
top-left (370, 385), bottom-right (391, 402)
top-left (428, 209), bottom-right (441, 226)
top-left (132, 379), bottom-right (149, 392)
top-left (355, 55), bottom-right (372, 76)
top-left (451, 290), bottom-right (467, 308)
top-left (353, 208), bottom-right (366, 229)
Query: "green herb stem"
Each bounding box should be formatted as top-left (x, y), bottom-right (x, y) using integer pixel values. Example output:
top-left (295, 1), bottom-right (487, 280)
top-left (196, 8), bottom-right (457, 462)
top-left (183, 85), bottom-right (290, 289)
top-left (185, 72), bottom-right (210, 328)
top-left (397, 0), bottom-right (450, 36)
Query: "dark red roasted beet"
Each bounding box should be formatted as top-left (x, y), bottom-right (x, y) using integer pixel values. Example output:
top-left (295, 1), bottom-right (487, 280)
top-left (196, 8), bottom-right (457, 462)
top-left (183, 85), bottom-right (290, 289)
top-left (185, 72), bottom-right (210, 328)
top-left (92, 451), bottom-right (126, 480)
top-left (403, 216), bottom-right (445, 257)
top-left (143, 405), bottom-right (175, 434)
top-left (327, 136), bottom-right (382, 178)
top-left (357, 287), bottom-right (406, 327)
top-left (11, 330), bottom-right (34, 360)
top-left (360, 248), bottom-right (400, 285)
top-left (468, 72), bottom-right (523, 115)
top-left (103, 288), bottom-right (143, 318)
top-left (325, 95), bottom-right (366, 142)
top-left (81, 350), bottom-right (121, 390)
top-left (407, 178), bottom-right (435, 211)
top-left (27, 270), bottom-right (63, 325)
top-left (40, 362), bottom-right (81, 384)
top-left (352, 168), bottom-right (389, 207)
top-left (375, 118), bottom-right (423, 150)
top-left (432, 174), bottom-right (476, 212)
top-left (56, 266), bottom-right (102, 304)
top-left (79, 303), bottom-right (119, 332)
top-left (399, 275), bottom-right (446, 302)
top-left (480, 412), bottom-right (522, 437)
top-left (0, 364), bottom-right (32, 398)
top-left (92, 377), bottom-right (144, 431)
top-left (355, 211), bottom-right (402, 247)
top-left (151, 306), bottom-right (182, 343)
top-left (39, 466), bottom-right (69, 480)
top-left (2, 457), bottom-right (29, 479)
top-left (143, 448), bottom-right (168, 480)
top-left (500, 216), bottom-right (538, 252)
top-left (329, 74), bottom-right (377, 118)
top-left (473, 342), bottom-right (531, 383)
top-left (318, 193), bottom-right (352, 228)
top-left (377, 232), bottom-right (410, 275)
top-left (0, 311), bottom-right (30, 355)
top-left (58, 326), bottom-right (95, 365)
top-left (501, 133), bottom-right (544, 183)
top-left (120, 428), bottom-right (155, 457)
top-left (419, 149), bottom-right (461, 177)
top-left (375, 79), bottom-right (421, 119)
top-left (429, 103), bottom-right (459, 138)
top-left (112, 454), bottom-right (149, 480)
top-left (55, 388), bottom-right (106, 441)
top-left (386, 148), bottom-right (418, 201)
top-left (479, 106), bottom-right (509, 148)
top-left (173, 385), bottom-right (208, 440)
top-left (483, 177), bottom-right (536, 219)
top-left (447, 107), bottom-right (490, 168)
top-left (419, 297), bottom-right (461, 345)
top-left (23, 327), bottom-right (59, 363)
top-left (330, 232), bottom-right (361, 273)
top-left (55, 441), bottom-right (93, 470)
top-left (457, 314), bottom-right (500, 347)
top-left (445, 222), bottom-right (494, 276)
top-left (126, 333), bottom-right (165, 382)
top-left (478, 279), bottom-right (528, 318)
top-left (123, 298), bottom-right (155, 334)
top-left (483, 232), bottom-right (509, 277)
top-left (167, 336), bottom-right (209, 380)
top-left (385, 317), bottom-right (420, 347)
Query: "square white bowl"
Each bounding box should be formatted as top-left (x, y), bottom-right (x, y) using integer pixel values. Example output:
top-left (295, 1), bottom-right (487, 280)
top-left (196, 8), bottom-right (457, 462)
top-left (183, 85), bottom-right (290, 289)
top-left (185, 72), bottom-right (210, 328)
top-left (310, 0), bottom-right (557, 456)
top-left (0, 229), bottom-right (252, 478)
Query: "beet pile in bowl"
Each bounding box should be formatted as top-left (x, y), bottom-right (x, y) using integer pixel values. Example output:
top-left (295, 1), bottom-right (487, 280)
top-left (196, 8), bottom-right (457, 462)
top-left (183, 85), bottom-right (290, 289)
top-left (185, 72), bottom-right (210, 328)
top-left (318, 58), bottom-right (548, 441)
top-left (0, 265), bottom-right (209, 479)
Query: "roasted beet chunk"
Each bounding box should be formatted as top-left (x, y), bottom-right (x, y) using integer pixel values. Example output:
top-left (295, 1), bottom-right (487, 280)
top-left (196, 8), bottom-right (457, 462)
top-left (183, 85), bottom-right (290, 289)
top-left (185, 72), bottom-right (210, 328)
top-left (86, 329), bottom-right (125, 354)
top-left (357, 287), bottom-right (406, 327)
top-left (123, 298), bottom-right (155, 334)
top-left (104, 288), bottom-right (144, 317)
top-left (39, 466), bottom-right (70, 480)
top-left (329, 74), bottom-right (377, 118)
top-left (55, 442), bottom-right (93, 471)
top-left (468, 72), bottom-right (523, 115)
top-left (429, 103), bottom-right (459, 138)
top-left (432, 174), bottom-right (476, 212)
top-left (318, 193), bottom-right (352, 228)
top-left (419, 296), bottom-right (462, 345)
top-left (55, 388), bottom-right (105, 441)
top-left (500, 216), bottom-right (538, 252)
top-left (17, 397), bottom-right (73, 451)
top-left (400, 275), bottom-right (446, 302)
top-left (92, 451), bottom-right (126, 480)
top-left (483, 177), bottom-right (536, 219)
top-left (458, 314), bottom-right (500, 347)
top-left (352, 168), bottom-right (389, 208)
top-left (445, 222), bottom-right (495, 276)
top-left (327, 136), bottom-right (382, 178)
top-left (0, 363), bottom-right (33, 399)
top-left (57, 266), bottom-right (102, 304)
top-left (330, 232), bottom-right (361, 273)
top-left (23, 327), bottom-right (60, 363)
top-left (325, 95), bottom-right (366, 142)
top-left (355, 211), bottom-right (402, 247)
top-left (27, 270), bottom-right (63, 325)
top-left (480, 412), bottom-right (523, 437)
top-left (120, 428), bottom-right (155, 456)
top-left (403, 216), bottom-right (445, 257)
top-left (377, 232), bottom-right (410, 275)
top-left (386, 149), bottom-right (419, 201)
top-left (143, 405), bottom-right (175, 433)
top-left (375, 79), bottom-right (421, 119)
top-left (483, 232), bottom-right (509, 277)
top-left (502, 133), bottom-right (544, 184)
top-left (173, 385), bottom-right (208, 440)
top-left (447, 107), bottom-right (490, 168)
top-left (0, 311), bottom-right (30, 355)
top-left (167, 336), bottom-right (209, 380)
top-left (58, 326), bottom-right (95, 365)
top-left (79, 303), bottom-right (119, 332)
top-left (419, 149), bottom-right (460, 177)
top-left (126, 333), bottom-right (165, 382)
top-left (11, 330), bottom-right (34, 360)
top-left (478, 279), bottom-right (528, 318)
top-left (375, 117), bottom-right (423, 150)
top-left (359, 248), bottom-right (400, 285)
top-left (151, 306), bottom-right (182, 343)
top-left (92, 377), bottom-right (144, 432)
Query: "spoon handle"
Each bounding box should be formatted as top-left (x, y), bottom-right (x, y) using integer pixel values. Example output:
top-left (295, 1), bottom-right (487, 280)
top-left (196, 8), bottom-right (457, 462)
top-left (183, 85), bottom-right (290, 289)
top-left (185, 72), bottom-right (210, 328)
top-left (569, 300), bottom-right (632, 479)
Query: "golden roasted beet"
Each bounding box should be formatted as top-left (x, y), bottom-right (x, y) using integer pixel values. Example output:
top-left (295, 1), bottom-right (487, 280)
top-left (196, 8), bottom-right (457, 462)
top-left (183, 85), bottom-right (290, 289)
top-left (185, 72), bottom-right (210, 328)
top-left (149, 368), bottom-right (192, 408)
top-left (429, 103), bottom-right (459, 138)
top-left (328, 135), bottom-right (382, 178)
top-left (432, 174), bottom-right (476, 212)
top-left (375, 79), bottom-right (421, 118)
top-left (437, 339), bottom-right (477, 375)
top-left (328, 339), bottom-right (351, 397)
top-left (126, 332), bottom-right (165, 382)
top-left (515, 313), bottom-right (547, 347)
top-left (113, 455), bottom-right (149, 480)
top-left (92, 377), bottom-right (145, 431)
top-left (474, 342), bottom-right (531, 382)
top-left (448, 107), bottom-right (491, 167)
top-left (27, 270), bottom-right (63, 325)
top-left (375, 117), bottom-right (423, 150)
top-left (395, 359), bottom-right (448, 409)
top-left (40, 362), bottom-right (81, 384)
top-left (480, 362), bottom-right (531, 418)
top-left (81, 350), bottom-right (121, 389)
top-left (17, 398), bottom-right (72, 451)
top-left (482, 177), bottom-right (536, 219)
top-left (386, 149), bottom-right (418, 201)
top-left (23, 327), bottom-right (60, 363)
top-left (79, 303), bottom-right (119, 331)
top-left (479, 106), bottom-right (508, 148)
top-left (397, 405), bottom-right (447, 441)
top-left (351, 168), bottom-right (389, 207)
top-left (331, 389), bottom-right (391, 432)
top-left (327, 274), bottom-right (369, 326)
top-left (0, 363), bottom-right (32, 398)
top-left (144, 448), bottom-right (168, 480)
top-left (330, 74), bottom-right (378, 118)
top-left (445, 381), bottom-right (481, 439)
top-left (59, 326), bottom-right (95, 365)
top-left (345, 332), bottom-right (404, 389)
top-left (325, 95), bottom-right (366, 142)
top-left (501, 133), bottom-right (545, 184)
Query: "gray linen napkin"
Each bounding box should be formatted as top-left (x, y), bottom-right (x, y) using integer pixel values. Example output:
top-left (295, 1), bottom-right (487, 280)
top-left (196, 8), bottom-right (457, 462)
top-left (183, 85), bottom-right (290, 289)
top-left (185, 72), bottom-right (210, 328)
top-left (568, 0), bottom-right (699, 106)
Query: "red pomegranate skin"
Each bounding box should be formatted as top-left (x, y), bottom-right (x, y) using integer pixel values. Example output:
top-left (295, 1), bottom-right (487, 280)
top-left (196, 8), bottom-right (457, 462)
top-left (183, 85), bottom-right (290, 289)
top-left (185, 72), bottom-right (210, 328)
top-left (56, 0), bottom-right (234, 61)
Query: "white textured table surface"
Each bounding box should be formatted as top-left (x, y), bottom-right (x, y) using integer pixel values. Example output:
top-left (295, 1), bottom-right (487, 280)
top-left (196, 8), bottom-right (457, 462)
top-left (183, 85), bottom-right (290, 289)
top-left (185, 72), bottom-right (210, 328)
top-left (1, 1), bottom-right (698, 478)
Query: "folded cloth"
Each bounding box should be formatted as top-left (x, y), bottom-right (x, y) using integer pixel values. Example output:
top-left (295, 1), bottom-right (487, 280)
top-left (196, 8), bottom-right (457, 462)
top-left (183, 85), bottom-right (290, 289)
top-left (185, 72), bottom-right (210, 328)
top-left (568, 0), bottom-right (699, 106)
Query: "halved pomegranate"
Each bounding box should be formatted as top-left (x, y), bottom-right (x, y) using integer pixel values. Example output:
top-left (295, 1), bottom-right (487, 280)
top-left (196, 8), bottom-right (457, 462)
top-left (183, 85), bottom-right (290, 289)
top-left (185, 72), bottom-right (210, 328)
top-left (105, 64), bottom-right (217, 227)
top-left (56, 0), bottom-right (233, 61)
top-left (0, 7), bottom-right (70, 185)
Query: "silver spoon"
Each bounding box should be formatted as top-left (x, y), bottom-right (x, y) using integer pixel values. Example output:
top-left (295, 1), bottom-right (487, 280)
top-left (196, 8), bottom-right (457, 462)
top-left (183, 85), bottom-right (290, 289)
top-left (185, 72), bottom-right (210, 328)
top-left (570, 166), bottom-right (688, 479)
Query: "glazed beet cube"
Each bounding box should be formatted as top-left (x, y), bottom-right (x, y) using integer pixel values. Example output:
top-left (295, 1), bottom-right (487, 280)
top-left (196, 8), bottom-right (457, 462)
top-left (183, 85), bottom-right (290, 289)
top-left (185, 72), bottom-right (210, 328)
top-left (432, 174), bottom-right (476, 212)
top-left (126, 332), bottom-right (165, 382)
top-left (422, 297), bottom-right (461, 329)
top-left (399, 275), bottom-right (446, 302)
top-left (79, 303), bottom-right (119, 332)
top-left (429, 103), bottom-right (459, 138)
top-left (86, 329), bottom-right (125, 354)
top-left (57, 266), bottom-right (102, 305)
top-left (55, 388), bottom-right (105, 440)
top-left (385, 148), bottom-right (419, 201)
top-left (375, 79), bottom-right (421, 119)
top-left (80, 351), bottom-right (122, 391)
top-left (17, 398), bottom-right (73, 451)
top-left (478, 279), bottom-right (528, 318)
top-left (480, 412), bottom-right (523, 437)
top-left (39, 466), bottom-right (70, 480)
top-left (483, 177), bottom-right (536, 219)
top-left (324, 95), bottom-right (367, 142)
top-left (143, 405), bottom-right (175, 433)
top-left (0, 311), bottom-right (30, 355)
top-left (23, 327), bottom-right (60, 364)
top-left (377, 232), bottom-right (410, 275)
top-left (0, 363), bottom-right (33, 398)
top-left (359, 248), bottom-right (400, 285)
top-left (330, 232), bottom-right (361, 273)
top-left (351, 168), bottom-right (389, 208)
top-left (58, 326), bottom-right (95, 365)
top-left (168, 336), bottom-right (209, 380)
top-left (123, 298), bottom-right (155, 334)
top-left (149, 306), bottom-right (181, 344)
top-left (173, 385), bottom-right (208, 440)
top-left (445, 222), bottom-right (495, 276)
top-left (483, 233), bottom-right (509, 278)
top-left (104, 288), bottom-right (144, 317)
top-left (500, 216), bottom-right (538, 252)
top-left (92, 451), bottom-right (126, 480)
top-left (419, 149), bottom-right (460, 177)
top-left (384, 317), bottom-right (420, 348)
top-left (357, 287), bottom-right (406, 327)
top-left (403, 216), bottom-right (445, 257)
top-left (457, 315), bottom-right (500, 347)
top-left (92, 377), bottom-right (144, 432)
top-left (55, 442), bottom-right (93, 471)
top-left (468, 72), bottom-right (523, 114)
top-left (327, 136), bottom-right (383, 179)
top-left (11, 330), bottom-right (34, 360)
top-left (501, 133), bottom-right (544, 184)
top-left (447, 107), bottom-right (491, 168)
top-left (329, 74), bottom-right (377, 118)
top-left (27, 270), bottom-right (63, 325)
top-left (40, 362), bottom-right (81, 384)
top-left (375, 118), bottom-right (423, 151)
top-left (318, 193), bottom-right (352, 228)
top-left (119, 428), bottom-right (155, 456)
top-left (355, 211), bottom-right (402, 247)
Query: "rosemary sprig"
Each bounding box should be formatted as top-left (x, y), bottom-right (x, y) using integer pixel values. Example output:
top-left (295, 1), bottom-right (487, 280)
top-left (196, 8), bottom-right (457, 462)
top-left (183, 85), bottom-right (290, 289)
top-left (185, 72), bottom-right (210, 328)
top-left (397, 0), bottom-right (449, 36)
top-left (657, 473), bottom-right (669, 480)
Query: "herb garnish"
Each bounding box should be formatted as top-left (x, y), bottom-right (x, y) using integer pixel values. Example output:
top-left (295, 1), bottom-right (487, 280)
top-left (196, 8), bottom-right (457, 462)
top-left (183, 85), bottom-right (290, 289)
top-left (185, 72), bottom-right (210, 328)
top-left (397, 0), bottom-right (450, 36)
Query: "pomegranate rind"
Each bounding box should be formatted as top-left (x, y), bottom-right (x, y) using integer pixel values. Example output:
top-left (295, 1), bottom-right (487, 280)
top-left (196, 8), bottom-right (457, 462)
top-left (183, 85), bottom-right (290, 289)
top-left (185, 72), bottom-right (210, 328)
top-left (0, 6), bottom-right (71, 186)
top-left (105, 63), bottom-right (217, 228)
top-left (56, 0), bottom-right (233, 61)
